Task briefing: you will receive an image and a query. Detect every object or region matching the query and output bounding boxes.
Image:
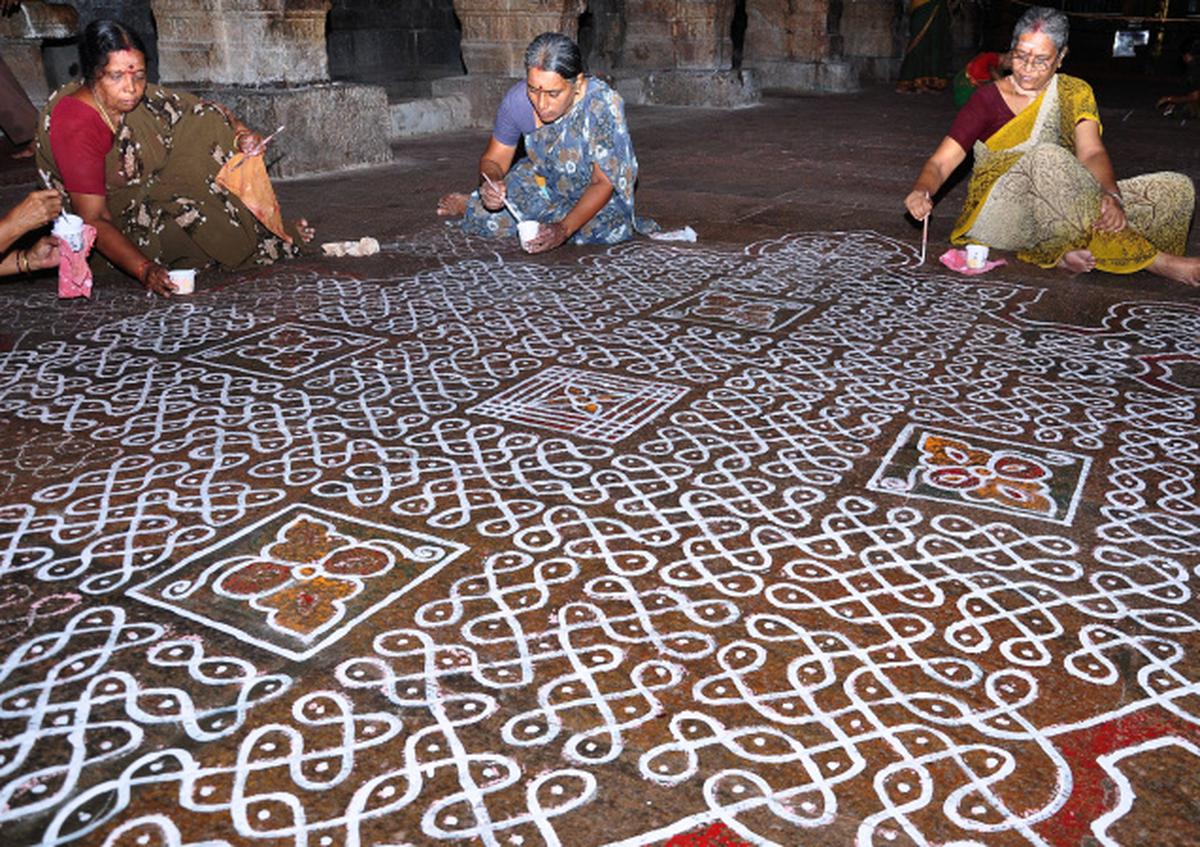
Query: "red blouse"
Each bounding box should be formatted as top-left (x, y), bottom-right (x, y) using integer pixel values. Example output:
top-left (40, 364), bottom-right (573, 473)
top-left (49, 96), bottom-right (113, 195)
top-left (947, 83), bottom-right (1016, 152)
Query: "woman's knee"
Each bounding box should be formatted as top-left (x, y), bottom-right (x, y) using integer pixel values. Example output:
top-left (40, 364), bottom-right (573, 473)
top-left (1024, 143), bottom-right (1077, 173)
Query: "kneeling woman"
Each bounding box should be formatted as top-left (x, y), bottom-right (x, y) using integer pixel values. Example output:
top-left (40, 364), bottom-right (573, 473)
top-left (904, 6), bottom-right (1199, 285)
top-left (35, 20), bottom-right (313, 297)
top-left (438, 32), bottom-right (655, 252)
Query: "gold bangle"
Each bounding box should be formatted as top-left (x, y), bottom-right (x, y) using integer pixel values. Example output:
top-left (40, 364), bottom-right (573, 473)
top-left (16, 250), bottom-right (29, 274)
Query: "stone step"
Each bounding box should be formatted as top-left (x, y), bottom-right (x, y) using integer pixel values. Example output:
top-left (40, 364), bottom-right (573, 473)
top-left (388, 94), bottom-right (475, 141)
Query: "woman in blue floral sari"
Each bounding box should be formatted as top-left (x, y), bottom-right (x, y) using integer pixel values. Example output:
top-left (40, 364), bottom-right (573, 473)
top-left (437, 32), bottom-right (655, 252)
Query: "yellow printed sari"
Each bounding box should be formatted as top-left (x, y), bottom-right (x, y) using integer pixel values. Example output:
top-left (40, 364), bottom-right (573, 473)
top-left (950, 75), bottom-right (1194, 272)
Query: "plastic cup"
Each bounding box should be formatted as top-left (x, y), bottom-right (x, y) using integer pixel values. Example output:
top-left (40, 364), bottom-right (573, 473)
top-left (965, 244), bottom-right (989, 269)
top-left (517, 220), bottom-right (540, 252)
top-left (52, 213), bottom-right (85, 252)
top-left (168, 268), bottom-right (196, 294)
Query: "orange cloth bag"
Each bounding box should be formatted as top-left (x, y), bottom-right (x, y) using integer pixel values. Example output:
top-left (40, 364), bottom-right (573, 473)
top-left (216, 153), bottom-right (292, 244)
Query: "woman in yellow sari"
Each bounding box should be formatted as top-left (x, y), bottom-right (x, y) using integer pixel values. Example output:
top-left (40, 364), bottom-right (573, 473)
top-left (904, 6), bottom-right (1199, 285)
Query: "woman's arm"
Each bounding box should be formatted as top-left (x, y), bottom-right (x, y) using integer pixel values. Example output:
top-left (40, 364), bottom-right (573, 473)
top-left (70, 191), bottom-right (175, 296)
top-left (0, 236), bottom-right (59, 277)
top-left (1157, 89), bottom-right (1200, 108)
top-left (525, 165), bottom-right (613, 254)
top-left (904, 136), bottom-right (967, 220)
top-left (1074, 118), bottom-right (1126, 233)
top-left (0, 190), bottom-right (61, 253)
top-left (203, 100), bottom-right (264, 154)
top-left (478, 137), bottom-right (518, 211)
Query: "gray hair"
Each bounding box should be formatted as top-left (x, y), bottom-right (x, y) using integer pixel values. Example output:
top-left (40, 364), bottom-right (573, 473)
top-left (1011, 6), bottom-right (1069, 52)
top-left (524, 32), bottom-right (583, 80)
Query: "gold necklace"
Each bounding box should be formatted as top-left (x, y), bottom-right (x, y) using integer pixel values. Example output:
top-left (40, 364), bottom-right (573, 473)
top-left (89, 88), bottom-right (118, 134)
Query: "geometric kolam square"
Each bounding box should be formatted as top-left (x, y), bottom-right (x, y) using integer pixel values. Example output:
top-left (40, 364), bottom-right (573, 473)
top-left (469, 365), bottom-right (689, 443)
top-left (129, 504), bottom-right (469, 661)
top-left (184, 321), bottom-right (384, 379)
top-left (653, 288), bottom-right (812, 331)
top-left (867, 422), bottom-right (1092, 525)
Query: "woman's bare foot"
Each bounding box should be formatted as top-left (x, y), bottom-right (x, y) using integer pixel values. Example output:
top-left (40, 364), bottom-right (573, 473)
top-left (437, 192), bottom-right (468, 217)
top-left (1057, 249), bottom-right (1096, 275)
top-left (292, 218), bottom-right (315, 244)
top-left (1148, 252), bottom-right (1200, 286)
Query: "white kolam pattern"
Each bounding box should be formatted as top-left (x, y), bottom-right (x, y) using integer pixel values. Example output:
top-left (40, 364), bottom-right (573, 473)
top-left (0, 229), bottom-right (1195, 846)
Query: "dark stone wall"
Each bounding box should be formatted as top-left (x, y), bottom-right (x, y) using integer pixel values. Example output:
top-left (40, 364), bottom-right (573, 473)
top-left (578, 0), bottom-right (625, 75)
top-left (326, 0), bottom-right (463, 98)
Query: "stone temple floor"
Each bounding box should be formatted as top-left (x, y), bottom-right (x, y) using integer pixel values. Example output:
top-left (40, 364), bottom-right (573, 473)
top-left (0, 82), bottom-right (1197, 847)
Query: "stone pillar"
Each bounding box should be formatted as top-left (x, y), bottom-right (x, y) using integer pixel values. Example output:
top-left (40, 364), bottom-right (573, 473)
top-left (742, 0), bottom-right (859, 92)
top-left (452, 0), bottom-right (586, 77)
top-left (839, 0), bottom-right (899, 83)
top-left (744, 0), bottom-right (831, 64)
top-left (151, 0), bottom-right (331, 85)
top-left (0, 1), bottom-right (77, 104)
top-left (622, 0), bottom-right (735, 70)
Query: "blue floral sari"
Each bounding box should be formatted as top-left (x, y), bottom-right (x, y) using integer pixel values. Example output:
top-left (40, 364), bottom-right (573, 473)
top-left (461, 78), bottom-right (656, 244)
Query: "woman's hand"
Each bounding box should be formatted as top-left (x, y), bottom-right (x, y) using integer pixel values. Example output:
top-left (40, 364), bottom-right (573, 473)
top-left (905, 189), bottom-right (933, 221)
top-left (25, 236), bottom-right (59, 271)
top-left (480, 177), bottom-right (506, 212)
top-left (235, 129), bottom-right (265, 156)
top-left (9, 190), bottom-right (62, 234)
top-left (140, 261), bottom-right (176, 297)
top-left (1094, 193), bottom-right (1126, 233)
top-left (525, 221), bottom-right (569, 254)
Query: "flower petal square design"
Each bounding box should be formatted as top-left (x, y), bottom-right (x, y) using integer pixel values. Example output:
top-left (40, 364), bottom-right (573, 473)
top-left (653, 289), bottom-right (812, 331)
top-left (867, 424), bottom-right (1092, 525)
top-left (469, 366), bottom-right (688, 443)
top-left (185, 321), bottom-right (384, 379)
top-left (130, 504), bottom-right (469, 660)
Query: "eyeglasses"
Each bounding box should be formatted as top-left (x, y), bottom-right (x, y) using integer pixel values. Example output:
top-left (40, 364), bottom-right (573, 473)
top-left (1011, 51), bottom-right (1057, 70)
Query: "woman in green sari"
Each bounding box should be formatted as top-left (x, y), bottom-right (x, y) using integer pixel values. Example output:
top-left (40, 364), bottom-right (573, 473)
top-left (35, 20), bottom-right (313, 297)
top-left (904, 6), bottom-right (1199, 285)
top-left (896, 0), bottom-right (954, 93)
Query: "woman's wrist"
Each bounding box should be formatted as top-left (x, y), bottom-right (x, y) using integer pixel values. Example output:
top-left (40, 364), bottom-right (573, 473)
top-left (1104, 190), bottom-right (1123, 207)
top-left (135, 257), bottom-right (156, 283)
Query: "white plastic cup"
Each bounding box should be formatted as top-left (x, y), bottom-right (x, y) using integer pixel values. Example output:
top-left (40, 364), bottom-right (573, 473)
top-left (517, 220), bottom-right (540, 252)
top-left (52, 213), bottom-right (85, 252)
top-left (168, 268), bottom-right (196, 294)
top-left (965, 244), bottom-right (989, 269)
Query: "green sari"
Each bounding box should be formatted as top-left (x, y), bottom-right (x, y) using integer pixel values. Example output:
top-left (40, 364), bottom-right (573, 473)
top-left (35, 83), bottom-right (299, 273)
top-left (897, 0), bottom-right (953, 91)
top-left (951, 75), bottom-right (1194, 272)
